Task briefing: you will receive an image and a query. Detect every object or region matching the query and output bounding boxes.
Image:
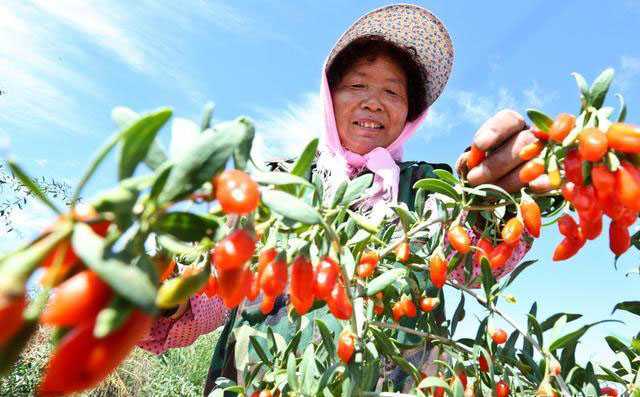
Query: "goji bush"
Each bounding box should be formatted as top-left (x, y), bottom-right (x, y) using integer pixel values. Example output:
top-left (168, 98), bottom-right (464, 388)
top-left (1, 70), bottom-right (639, 397)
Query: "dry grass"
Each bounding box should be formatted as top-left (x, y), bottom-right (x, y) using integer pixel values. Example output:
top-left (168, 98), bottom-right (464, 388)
top-left (1, 325), bottom-right (221, 397)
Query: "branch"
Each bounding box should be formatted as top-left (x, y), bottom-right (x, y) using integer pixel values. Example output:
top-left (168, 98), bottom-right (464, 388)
top-left (368, 320), bottom-right (473, 355)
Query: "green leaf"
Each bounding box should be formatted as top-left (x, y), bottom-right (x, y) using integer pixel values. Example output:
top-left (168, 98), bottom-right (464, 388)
top-left (7, 160), bottom-right (61, 214)
top-left (433, 168), bottom-right (459, 186)
top-left (156, 234), bottom-right (201, 260)
top-left (330, 181), bottom-right (348, 208)
top-left (527, 313), bottom-right (544, 348)
top-left (155, 263), bottom-right (209, 309)
top-left (615, 93), bottom-right (627, 123)
top-left (590, 68), bottom-right (615, 108)
top-left (300, 344), bottom-right (319, 396)
top-left (366, 268), bottom-right (406, 296)
top-left (291, 138), bottom-right (318, 178)
top-left (200, 102), bottom-right (215, 131)
top-left (540, 313), bottom-right (582, 332)
top-left (287, 352), bottom-right (299, 391)
top-left (413, 178), bottom-right (461, 201)
top-left (480, 259), bottom-right (495, 301)
top-left (501, 260), bottom-right (537, 290)
top-left (72, 223), bottom-right (157, 312)
top-left (0, 226), bottom-right (71, 295)
top-left (346, 210), bottom-right (379, 234)
top-left (612, 301), bottom-right (640, 317)
top-left (450, 293), bottom-right (465, 337)
top-left (315, 319), bottom-right (336, 357)
top-left (229, 117), bottom-right (255, 170)
top-left (549, 320), bottom-right (621, 351)
top-left (153, 212), bottom-right (219, 242)
top-left (390, 203), bottom-right (417, 231)
top-left (417, 376), bottom-right (451, 392)
top-left (118, 108), bottom-right (172, 180)
top-left (249, 335), bottom-right (271, 366)
top-left (93, 297), bottom-right (133, 338)
top-left (261, 190), bottom-right (322, 224)
top-left (145, 139), bottom-right (169, 170)
top-left (252, 171), bottom-right (313, 188)
top-left (526, 109), bottom-right (554, 132)
top-left (341, 174), bottom-right (374, 205)
top-left (157, 123), bottom-right (242, 204)
top-left (571, 72), bottom-right (591, 106)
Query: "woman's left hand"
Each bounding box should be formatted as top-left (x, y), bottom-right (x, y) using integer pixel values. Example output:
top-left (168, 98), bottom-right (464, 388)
top-left (456, 109), bottom-right (552, 192)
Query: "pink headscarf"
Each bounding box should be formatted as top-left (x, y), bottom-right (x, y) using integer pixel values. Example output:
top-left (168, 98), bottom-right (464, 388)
top-left (316, 60), bottom-right (429, 213)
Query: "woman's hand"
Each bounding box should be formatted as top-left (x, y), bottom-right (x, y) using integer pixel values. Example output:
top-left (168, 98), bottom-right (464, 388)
top-left (456, 109), bottom-right (552, 192)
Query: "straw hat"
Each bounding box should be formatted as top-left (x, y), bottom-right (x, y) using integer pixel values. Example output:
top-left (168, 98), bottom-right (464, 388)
top-left (326, 3), bottom-right (454, 109)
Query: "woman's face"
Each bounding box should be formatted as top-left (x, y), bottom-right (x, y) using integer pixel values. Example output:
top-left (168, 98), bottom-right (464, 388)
top-left (332, 54), bottom-right (409, 155)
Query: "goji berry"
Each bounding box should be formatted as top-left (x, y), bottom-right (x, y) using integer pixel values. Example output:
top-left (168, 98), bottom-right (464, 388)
top-left (491, 328), bottom-right (508, 344)
top-left (217, 267), bottom-right (251, 308)
top-left (478, 355), bottom-right (489, 372)
top-left (609, 221), bottom-right (631, 256)
top-left (455, 369), bottom-right (468, 389)
top-left (615, 162), bottom-right (640, 211)
top-left (260, 294), bottom-right (276, 315)
top-left (215, 169), bottom-right (260, 215)
top-left (213, 229), bottom-right (256, 271)
top-left (356, 251), bottom-right (378, 279)
top-left (0, 294), bottom-right (26, 345)
top-left (373, 301), bottom-right (385, 316)
top-left (289, 255), bottom-right (314, 315)
top-left (531, 127), bottom-right (549, 141)
top-left (572, 184), bottom-right (597, 211)
top-left (518, 140), bottom-right (544, 161)
top-left (495, 380), bottom-right (510, 397)
top-left (467, 145), bottom-right (486, 169)
top-left (38, 311), bottom-right (153, 396)
top-left (395, 241), bottom-right (410, 263)
top-left (246, 272), bottom-right (259, 301)
top-left (327, 281), bottom-right (352, 320)
top-left (557, 215), bottom-right (580, 240)
top-left (489, 243), bottom-right (514, 270)
top-left (40, 270), bottom-right (112, 327)
top-left (391, 301), bottom-right (404, 322)
top-left (447, 225), bottom-right (471, 254)
top-left (591, 165), bottom-right (616, 200)
top-left (419, 296), bottom-right (440, 312)
top-left (201, 274), bottom-right (219, 298)
top-left (553, 237), bottom-right (585, 261)
top-left (564, 149), bottom-right (584, 185)
top-left (519, 159), bottom-right (545, 184)
top-left (313, 257), bottom-right (339, 299)
top-left (474, 237), bottom-right (494, 265)
top-left (429, 254), bottom-right (447, 289)
top-left (607, 122), bottom-right (640, 154)
top-left (578, 127), bottom-right (608, 161)
top-left (501, 217), bottom-right (524, 245)
top-left (258, 390), bottom-right (272, 397)
top-left (259, 255), bottom-right (287, 297)
top-left (599, 386), bottom-right (619, 396)
top-left (549, 113), bottom-right (575, 142)
top-left (521, 200), bottom-right (541, 238)
top-left (337, 330), bottom-right (356, 363)
top-left (550, 359), bottom-right (562, 376)
top-left (400, 296), bottom-right (417, 318)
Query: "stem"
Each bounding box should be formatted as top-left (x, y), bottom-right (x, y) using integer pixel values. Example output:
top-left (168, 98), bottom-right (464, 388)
top-left (360, 392), bottom-right (416, 397)
top-left (378, 216), bottom-right (445, 258)
top-left (464, 203), bottom-right (510, 211)
top-left (369, 320), bottom-right (473, 355)
top-left (446, 280), bottom-right (571, 389)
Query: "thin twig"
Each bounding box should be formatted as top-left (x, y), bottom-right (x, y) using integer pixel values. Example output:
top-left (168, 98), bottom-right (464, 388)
top-left (378, 216), bottom-right (445, 258)
top-left (368, 320), bottom-right (473, 354)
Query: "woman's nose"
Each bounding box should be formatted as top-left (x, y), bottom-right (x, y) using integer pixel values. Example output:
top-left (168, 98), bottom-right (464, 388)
top-left (361, 94), bottom-right (383, 112)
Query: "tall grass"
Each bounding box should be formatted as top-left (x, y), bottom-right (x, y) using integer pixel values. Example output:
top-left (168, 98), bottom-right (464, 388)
top-left (1, 326), bottom-right (221, 397)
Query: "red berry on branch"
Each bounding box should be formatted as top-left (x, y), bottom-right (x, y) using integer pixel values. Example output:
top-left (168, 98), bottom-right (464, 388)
top-left (578, 127), bottom-right (608, 162)
top-left (429, 254), bottom-right (448, 289)
top-left (213, 230), bottom-right (256, 271)
top-left (215, 169), bottom-right (260, 215)
top-left (606, 122), bottom-right (640, 154)
top-left (495, 380), bottom-right (510, 397)
top-left (549, 113), bottom-right (576, 142)
top-left (447, 225), bottom-right (471, 254)
top-left (337, 330), bottom-right (356, 363)
top-left (467, 144), bottom-right (486, 169)
top-left (501, 217), bottom-right (524, 246)
top-left (519, 159), bottom-right (545, 184)
top-left (521, 200), bottom-right (541, 238)
top-left (491, 328), bottom-right (508, 344)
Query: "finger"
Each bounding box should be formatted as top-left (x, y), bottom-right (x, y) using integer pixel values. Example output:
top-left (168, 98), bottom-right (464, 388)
top-left (529, 174), bottom-right (553, 193)
top-left (455, 152), bottom-right (468, 177)
top-left (494, 163), bottom-right (527, 193)
top-left (473, 109), bottom-right (526, 151)
top-left (467, 129), bottom-right (538, 186)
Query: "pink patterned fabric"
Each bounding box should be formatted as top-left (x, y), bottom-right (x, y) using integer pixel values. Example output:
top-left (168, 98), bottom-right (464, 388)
top-left (138, 293), bottom-right (229, 354)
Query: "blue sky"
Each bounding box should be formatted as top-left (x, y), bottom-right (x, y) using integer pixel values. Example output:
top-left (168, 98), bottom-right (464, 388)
top-left (2, 1), bottom-right (639, 368)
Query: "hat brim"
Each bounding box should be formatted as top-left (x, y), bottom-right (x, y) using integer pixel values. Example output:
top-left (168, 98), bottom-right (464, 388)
top-left (326, 4), bottom-right (454, 109)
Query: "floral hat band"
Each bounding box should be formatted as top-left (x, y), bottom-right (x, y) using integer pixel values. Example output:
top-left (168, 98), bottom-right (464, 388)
top-left (326, 3), bottom-right (455, 109)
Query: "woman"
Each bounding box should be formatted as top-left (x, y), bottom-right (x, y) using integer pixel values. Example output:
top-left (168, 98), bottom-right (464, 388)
top-left (139, 4), bottom-right (541, 394)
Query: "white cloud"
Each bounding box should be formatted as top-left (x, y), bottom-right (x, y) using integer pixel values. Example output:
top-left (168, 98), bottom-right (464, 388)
top-left (251, 92), bottom-right (322, 163)
top-left (0, 1), bottom-right (285, 140)
top-left (617, 55), bottom-right (640, 91)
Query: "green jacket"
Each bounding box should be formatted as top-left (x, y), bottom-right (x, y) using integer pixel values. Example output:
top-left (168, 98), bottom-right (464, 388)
top-left (203, 160), bottom-right (452, 396)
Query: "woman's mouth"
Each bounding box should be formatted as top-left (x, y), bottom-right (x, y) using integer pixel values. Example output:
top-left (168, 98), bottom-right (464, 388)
top-left (352, 120), bottom-right (385, 131)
